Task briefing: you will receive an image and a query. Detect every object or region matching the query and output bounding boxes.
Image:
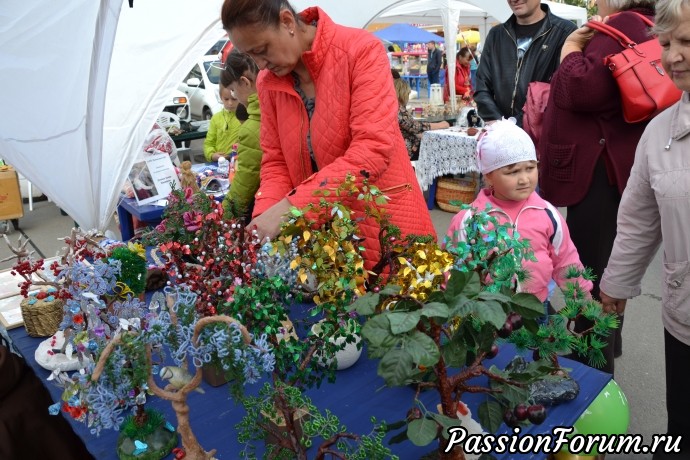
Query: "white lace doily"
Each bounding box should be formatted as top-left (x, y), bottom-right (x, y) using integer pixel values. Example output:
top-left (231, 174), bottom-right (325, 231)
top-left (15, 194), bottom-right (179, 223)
top-left (416, 129), bottom-right (480, 191)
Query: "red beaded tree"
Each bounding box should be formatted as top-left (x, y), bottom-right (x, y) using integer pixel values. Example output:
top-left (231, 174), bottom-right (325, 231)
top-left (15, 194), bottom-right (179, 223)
top-left (147, 187), bottom-right (263, 317)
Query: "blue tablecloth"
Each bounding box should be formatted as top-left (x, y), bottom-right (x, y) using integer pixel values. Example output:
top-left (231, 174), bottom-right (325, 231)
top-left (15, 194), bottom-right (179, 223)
top-left (7, 324), bottom-right (610, 460)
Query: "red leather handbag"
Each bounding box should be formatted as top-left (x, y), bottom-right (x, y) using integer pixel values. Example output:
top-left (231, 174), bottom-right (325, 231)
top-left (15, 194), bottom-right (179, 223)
top-left (586, 13), bottom-right (682, 123)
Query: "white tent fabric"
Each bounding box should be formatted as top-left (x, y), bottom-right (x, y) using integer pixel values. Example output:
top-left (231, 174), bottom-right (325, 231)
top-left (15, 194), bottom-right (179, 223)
top-left (376, 1), bottom-right (586, 29)
top-left (377, 1), bottom-right (503, 33)
top-left (292, 0), bottom-right (512, 28)
top-left (0, 1), bottom-right (224, 230)
top-left (543, 1), bottom-right (588, 26)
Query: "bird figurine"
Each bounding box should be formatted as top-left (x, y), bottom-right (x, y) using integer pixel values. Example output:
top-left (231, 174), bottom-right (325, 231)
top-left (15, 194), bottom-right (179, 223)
top-left (455, 401), bottom-right (486, 436)
top-left (455, 401), bottom-right (486, 460)
top-left (437, 401), bottom-right (486, 460)
top-left (159, 366), bottom-right (205, 394)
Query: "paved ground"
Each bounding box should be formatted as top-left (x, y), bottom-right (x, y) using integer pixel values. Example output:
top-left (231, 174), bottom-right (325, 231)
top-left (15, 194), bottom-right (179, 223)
top-left (0, 139), bottom-right (667, 459)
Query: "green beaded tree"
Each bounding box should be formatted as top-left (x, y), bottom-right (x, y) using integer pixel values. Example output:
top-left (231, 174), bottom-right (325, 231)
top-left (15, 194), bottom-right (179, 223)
top-left (349, 203), bottom-right (618, 460)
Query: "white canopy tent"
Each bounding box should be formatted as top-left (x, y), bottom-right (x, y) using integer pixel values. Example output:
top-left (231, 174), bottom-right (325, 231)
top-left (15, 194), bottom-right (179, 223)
top-left (291, 0), bottom-right (513, 28)
top-left (372, 0), bottom-right (586, 108)
top-left (376, 1), bottom-right (504, 41)
top-left (0, 0), bottom-right (583, 233)
top-left (362, 0), bottom-right (511, 112)
top-left (0, 1), bottom-right (225, 230)
top-left (544, 1), bottom-right (588, 26)
top-left (377, 1), bottom-right (586, 29)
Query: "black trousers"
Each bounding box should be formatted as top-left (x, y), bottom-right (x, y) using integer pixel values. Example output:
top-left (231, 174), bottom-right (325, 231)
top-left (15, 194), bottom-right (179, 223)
top-left (653, 329), bottom-right (690, 459)
top-left (565, 158), bottom-right (622, 375)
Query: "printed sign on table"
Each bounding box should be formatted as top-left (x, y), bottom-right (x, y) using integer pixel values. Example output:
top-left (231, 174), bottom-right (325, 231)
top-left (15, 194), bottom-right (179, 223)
top-left (128, 153), bottom-right (181, 206)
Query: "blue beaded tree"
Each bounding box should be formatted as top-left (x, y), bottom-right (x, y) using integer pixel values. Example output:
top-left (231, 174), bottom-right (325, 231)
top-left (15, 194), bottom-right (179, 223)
top-left (52, 287), bottom-right (274, 460)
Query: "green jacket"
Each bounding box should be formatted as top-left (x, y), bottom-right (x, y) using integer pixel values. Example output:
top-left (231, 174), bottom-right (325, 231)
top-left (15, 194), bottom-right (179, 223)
top-left (223, 93), bottom-right (262, 218)
top-left (203, 109), bottom-right (241, 161)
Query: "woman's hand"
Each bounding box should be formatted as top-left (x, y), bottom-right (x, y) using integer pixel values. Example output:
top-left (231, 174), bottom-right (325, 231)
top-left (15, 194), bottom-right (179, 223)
top-left (600, 290), bottom-right (627, 315)
top-left (560, 17), bottom-right (603, 61)
top-left (211, 152), bottom-right (227, 162)
top-left (246, 197), bottom-right (292, 242)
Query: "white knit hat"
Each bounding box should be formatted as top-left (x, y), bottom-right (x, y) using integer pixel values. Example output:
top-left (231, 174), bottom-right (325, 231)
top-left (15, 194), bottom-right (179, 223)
top-left (476, 118), bottom-right (537, 174)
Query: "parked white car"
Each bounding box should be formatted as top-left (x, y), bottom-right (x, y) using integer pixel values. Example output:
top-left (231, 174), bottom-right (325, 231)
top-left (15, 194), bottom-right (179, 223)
top-left (178, 56), bottom-right (223, 120)
top-left (161, 90), bottom-right (191, 123)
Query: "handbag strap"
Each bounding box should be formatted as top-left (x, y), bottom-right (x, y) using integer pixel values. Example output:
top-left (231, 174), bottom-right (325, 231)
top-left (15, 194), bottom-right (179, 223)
top-left (585, 12), bottom-right (655, 49)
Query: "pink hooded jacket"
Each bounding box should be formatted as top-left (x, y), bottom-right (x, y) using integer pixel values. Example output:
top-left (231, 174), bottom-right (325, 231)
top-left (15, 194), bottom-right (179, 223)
top-left (254, 7), bottom-right (435, 269)
top-left (446, 189), bottom-right (592, 301)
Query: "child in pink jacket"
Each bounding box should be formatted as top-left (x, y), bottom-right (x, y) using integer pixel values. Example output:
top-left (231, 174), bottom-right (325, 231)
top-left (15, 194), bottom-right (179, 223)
top-left (445, 118), bottom-right (592, 306)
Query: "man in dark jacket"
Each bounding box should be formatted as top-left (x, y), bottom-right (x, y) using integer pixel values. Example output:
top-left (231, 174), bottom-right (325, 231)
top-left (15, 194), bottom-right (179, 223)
top-left (426, 40), bottom-right (442, 85)
top-left (474, 0), bottom-right (576, 126)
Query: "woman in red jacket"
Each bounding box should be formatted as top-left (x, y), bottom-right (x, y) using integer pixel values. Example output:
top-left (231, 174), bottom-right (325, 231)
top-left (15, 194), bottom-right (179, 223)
top-left (538, 0), bottom-right (657, 375)
top-left (443, 47), bottom-right (473, 103)
top-left (221, 0), bottom-right (436, 269)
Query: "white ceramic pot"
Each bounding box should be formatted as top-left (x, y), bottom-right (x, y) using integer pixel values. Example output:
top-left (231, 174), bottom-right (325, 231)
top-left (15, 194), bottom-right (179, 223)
top-left (311, 320), bottom-right (362, 371)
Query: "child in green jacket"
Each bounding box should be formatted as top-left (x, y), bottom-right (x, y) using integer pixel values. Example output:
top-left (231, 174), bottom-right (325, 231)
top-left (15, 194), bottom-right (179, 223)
top-left (221, 50), bottom-right (262, 221)
top-left (203, 83), bottom-right (241, 162)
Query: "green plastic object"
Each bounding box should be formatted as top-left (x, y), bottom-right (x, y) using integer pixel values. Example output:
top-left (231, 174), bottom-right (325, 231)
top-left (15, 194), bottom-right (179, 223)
top-left (568, 379), bottom-right (630, 455)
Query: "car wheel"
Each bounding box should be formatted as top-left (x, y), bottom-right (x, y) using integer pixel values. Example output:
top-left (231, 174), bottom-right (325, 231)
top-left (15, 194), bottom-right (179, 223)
top-left (203, 108), bottom-right (213, 120)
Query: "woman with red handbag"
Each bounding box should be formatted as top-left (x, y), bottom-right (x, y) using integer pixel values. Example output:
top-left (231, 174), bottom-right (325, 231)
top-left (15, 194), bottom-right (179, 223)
top-left (537, 0), bottom-right (656, 376)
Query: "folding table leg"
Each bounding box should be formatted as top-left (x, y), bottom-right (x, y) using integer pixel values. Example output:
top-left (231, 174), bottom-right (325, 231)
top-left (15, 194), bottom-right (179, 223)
top-left (177, 141), bottom-right (191, 163)
top-left (27, 181), bottom-right (33, 211)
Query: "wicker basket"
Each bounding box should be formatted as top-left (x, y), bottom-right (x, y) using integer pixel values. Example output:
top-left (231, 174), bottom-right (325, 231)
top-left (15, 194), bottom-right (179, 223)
top-left (436, 175), bottom-right (478, 213)
top-left (20, 294), bottom-right (64, 337)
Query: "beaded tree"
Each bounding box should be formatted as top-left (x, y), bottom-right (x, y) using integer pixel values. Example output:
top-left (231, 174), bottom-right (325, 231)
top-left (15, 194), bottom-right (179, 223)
top-left (144, 187), bottom-right (270, 318)
top-left (349, 203), bottom-right (618, 460)
top-left (144, 186), bottom-right (300, 391)
top-left (4, 230), bottom-right (195, 458)
top-left (4, 229), bottom-right (147, 361)
top-left (51, 287), bottom-right (275, 460)
top-left (226, 173), bottom-right (397, 459)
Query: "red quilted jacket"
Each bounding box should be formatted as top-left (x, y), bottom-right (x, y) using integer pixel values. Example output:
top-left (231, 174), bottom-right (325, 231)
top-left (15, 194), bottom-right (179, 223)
top-left (255, 7), bottom-right (436, 268)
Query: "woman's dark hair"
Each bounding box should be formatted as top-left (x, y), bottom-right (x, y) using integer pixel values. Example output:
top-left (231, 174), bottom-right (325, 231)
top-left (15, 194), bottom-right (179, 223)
top-left (458, 47), bottom-right (471, 59)
top-left (388, 45), bottom-right (395, 52)
top-left (221, 0), bottom-right (299, 31)
top-left (391, 69), bottom-right (401, 80)
top-left (221, 49), bottom-right (259, 86)
top-left (235, 103), bottom-right (249, 122)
